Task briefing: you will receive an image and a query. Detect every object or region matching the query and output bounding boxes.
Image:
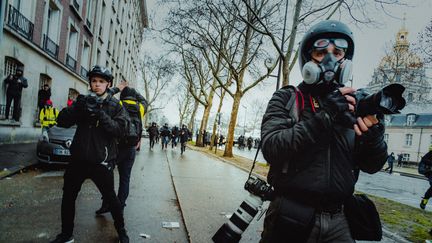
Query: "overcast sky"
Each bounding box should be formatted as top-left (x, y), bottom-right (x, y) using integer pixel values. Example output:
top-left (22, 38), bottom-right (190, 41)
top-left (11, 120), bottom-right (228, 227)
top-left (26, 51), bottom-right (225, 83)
top-left (142, 0), bottom-right (432, 128)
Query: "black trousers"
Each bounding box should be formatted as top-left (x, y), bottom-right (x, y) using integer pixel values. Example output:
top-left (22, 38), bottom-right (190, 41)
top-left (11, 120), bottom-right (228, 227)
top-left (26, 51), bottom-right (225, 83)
top-left (61, 162), bottom-right (125, 236)
top-left (5, 93), bottom-right (21, 121)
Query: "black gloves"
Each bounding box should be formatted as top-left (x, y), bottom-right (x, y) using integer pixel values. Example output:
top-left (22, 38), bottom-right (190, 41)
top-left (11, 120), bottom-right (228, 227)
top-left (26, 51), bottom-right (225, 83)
top-left (359, 122), bottom-right (385, 143)
top-left (320, 90), bottom-right (349, 122)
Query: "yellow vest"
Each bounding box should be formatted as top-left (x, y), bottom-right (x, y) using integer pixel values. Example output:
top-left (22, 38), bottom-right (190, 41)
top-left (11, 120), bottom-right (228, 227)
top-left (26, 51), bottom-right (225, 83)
top-left (39, 107), bottom-right (59, 127)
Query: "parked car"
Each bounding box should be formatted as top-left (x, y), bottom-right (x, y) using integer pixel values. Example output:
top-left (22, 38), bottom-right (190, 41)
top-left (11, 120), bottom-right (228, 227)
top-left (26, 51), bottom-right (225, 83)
top-left (36, 126), bottom-right (76, 164)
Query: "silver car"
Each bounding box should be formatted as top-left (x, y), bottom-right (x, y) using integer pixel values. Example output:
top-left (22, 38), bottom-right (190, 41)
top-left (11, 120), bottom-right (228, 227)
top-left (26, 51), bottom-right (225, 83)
top-left (36, 126), bottom-right (76, 164)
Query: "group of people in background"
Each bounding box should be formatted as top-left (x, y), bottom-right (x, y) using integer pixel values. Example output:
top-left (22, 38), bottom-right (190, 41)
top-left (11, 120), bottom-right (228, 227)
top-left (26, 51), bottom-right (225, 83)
top-left (147, 122), bottom-right (191, 154)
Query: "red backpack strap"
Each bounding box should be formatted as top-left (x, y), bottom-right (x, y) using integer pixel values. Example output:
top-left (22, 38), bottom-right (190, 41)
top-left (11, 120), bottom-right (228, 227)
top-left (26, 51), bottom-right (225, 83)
top-left (293, 86), bottom-right (304, 121)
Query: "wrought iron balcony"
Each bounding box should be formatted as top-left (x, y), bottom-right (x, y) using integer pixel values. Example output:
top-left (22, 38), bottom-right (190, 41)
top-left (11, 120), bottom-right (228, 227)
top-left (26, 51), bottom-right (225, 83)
top-left (6, 5), bottom-right (34, 41)
top-left (43, 34), bottom-right (59, 59)
top-left (0, 104), bottom-right (13, 119)
top-left (66, 54), bottom-right (77, 71)
top-left (80, 66), bottom-right (88, 78)
top-left (72, 0), bottom-right (80, 10)
top-left (86, 19), bottom-right (92, 29)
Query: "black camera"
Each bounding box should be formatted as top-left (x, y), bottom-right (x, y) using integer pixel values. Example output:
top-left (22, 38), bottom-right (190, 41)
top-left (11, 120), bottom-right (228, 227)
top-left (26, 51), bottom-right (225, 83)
top-left (354, 83), bottom-right (406, 117)
top-left (212, 176), bottom-right (273, 243)
top-left (338, 83), bottom-right (406, 127)
top-left (84, 93), bottom-right (104, 113)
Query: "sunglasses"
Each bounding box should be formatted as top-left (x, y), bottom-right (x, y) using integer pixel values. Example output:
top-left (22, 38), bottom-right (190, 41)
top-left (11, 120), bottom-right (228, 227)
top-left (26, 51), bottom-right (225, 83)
top-left (313, 38), bottom-right (348, 50)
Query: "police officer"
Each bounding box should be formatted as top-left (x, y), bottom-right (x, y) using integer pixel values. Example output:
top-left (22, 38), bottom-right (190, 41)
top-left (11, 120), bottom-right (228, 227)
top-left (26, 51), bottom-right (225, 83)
top-left (260, 20), bottom-right (387, 242)
top-left (50, 66), bottom-right (130, 243)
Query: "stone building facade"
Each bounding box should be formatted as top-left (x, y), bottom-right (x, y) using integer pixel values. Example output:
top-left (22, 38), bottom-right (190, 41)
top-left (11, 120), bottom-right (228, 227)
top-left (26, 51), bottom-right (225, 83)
top-left (0, 0), bottom-right (148, 144)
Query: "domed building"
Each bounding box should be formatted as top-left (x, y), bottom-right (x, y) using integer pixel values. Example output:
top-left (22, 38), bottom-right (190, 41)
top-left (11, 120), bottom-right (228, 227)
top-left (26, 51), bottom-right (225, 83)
top-left (367, 20), bottom-right (432, 165)
top-left (367, 21), bottom-right (431, 112)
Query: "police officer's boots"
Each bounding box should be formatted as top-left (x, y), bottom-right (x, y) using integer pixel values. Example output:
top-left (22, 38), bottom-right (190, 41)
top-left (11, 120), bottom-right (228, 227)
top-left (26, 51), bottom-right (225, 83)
top-left (117, 228), bottom-right (129, 243)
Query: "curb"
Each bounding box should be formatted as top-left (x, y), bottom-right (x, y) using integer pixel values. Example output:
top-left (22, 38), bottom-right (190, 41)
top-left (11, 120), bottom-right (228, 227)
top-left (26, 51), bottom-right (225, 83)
top-left (0, 162), bottom-right (38, 180)
top-left (0, 165), bottom-right (26, 180)
top-left (382, 227), bottom-right (411, 243)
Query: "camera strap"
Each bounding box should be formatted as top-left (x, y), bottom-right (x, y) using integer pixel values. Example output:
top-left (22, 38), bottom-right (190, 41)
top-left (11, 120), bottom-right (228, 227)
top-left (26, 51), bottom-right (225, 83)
top-left (247, 141), bottom-right (262, 180)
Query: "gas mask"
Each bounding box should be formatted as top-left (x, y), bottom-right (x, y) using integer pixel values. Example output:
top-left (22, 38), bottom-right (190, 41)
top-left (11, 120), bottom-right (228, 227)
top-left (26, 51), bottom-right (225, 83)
top-left (302, 53), bottom-right (352, 85)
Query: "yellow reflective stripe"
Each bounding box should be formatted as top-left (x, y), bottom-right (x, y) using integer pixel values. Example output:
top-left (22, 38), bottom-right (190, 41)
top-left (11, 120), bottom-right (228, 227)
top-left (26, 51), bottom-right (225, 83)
top-left (139, 104), bottom-right (144, 118)
top-left (122, 100), bottom-right (137, 105)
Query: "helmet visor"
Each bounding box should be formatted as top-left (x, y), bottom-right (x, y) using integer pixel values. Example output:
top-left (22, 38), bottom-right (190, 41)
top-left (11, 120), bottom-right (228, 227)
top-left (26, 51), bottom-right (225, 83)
top-left (313, 38), bottom-right (348, 50)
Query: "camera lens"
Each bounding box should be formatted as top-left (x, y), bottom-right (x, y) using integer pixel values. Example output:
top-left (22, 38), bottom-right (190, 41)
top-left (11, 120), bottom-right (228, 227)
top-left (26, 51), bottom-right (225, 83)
top-left (212, 194), bottom-right (263, 243)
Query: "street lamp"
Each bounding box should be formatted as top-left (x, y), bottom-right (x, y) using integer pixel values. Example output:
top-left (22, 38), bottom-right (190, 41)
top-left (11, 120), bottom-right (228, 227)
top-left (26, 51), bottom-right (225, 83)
top-left (242, 105), bottom-right (247, 135)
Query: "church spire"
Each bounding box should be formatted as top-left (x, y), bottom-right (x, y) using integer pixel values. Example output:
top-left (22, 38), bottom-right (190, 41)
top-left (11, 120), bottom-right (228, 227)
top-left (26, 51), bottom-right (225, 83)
top-left (395, 13), bottom-right (409, 51)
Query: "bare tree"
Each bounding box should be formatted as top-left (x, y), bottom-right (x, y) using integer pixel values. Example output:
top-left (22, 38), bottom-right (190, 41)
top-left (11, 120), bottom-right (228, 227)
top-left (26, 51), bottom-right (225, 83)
top-left (247, 98), bottom-right (267, 137)
top-left (180, 49), bottom-right (219, 147)
top-left (175, 82), bottom-right (194, 126)
top-left (140, 55), bottom-right (176, 127)
top-left (415, 18), bottom-right (432, 65)
top-left (239, 0), bottom-right (406, 87)
top-left (162, 0), bottom-right (278, 156)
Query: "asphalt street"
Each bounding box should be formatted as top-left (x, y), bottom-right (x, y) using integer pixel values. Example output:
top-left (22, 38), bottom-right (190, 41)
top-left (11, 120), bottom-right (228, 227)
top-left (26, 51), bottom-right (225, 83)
top-left (0, 141), bottom-right (408, 242)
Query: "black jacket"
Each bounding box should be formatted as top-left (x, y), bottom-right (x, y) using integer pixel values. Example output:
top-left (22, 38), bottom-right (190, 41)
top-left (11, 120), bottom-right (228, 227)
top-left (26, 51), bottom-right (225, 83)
top-left (4, 75), bottom-right (28, 96)
top-left (38, 89), bottom-right (51, 106)
top-left (57, 95), bottom-right (129, 165)
top-left (261, 84), bottom-right (388, 206)
top-left (147, 125), bottom-right (159, 137)
top-left (179, 128), bottom-right (190, 143)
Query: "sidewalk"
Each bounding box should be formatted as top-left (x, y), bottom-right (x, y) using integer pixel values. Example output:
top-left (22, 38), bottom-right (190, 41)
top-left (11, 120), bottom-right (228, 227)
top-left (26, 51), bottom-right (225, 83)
top-left (0, 142), bottom-right (38, 179)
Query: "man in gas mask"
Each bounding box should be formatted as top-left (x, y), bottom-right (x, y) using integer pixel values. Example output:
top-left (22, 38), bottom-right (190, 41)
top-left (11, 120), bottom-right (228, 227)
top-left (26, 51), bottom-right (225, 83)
top-left (260, 20), bottom-right (388, 242)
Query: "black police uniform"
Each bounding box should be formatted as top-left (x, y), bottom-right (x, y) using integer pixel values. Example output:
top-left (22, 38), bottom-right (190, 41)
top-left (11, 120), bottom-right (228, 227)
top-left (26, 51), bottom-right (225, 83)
top-left (56, 93), bottom-right (129, 237)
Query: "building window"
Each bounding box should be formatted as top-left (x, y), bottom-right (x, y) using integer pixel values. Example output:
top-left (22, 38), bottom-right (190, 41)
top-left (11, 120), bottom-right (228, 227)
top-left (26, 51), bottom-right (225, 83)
top-left (2, 57), bottom-right (23, 118)
top-left (68, 88), bottom-right (79, 102)
top-left (96, 49), bottom-right (101, 66)
top-left (407, 93), bottom-right (413, 102)
top-left (405, 134), bottom-right (413, 146)
top-left (402, 153), bottom-right (410, 162)
top-left (66, 24), bottom-right (79, 71)
top-left (108, 20), bottom-right (113, 52)
top-left (4, 56), bottom-right (21, 76)
top-left (85, 0), bottom-right (93, 29)
top-left (39, 73), bottom-right (52, 89)
top-left (406, 114), bottom-right (416, 126)
top-left (81, 41), bottom-right (91, 78)
top-left (38, 74), bottom-right (52, 111)
top-left (99, 2), bottom-right (106, 37)
top-left (384, 134), bottom-right (389, 144)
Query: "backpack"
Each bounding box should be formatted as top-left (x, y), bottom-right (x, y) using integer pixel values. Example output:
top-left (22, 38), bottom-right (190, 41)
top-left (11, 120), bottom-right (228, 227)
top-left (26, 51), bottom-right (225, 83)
top-left (122, 102), bottom-right (142, 146)
top-left (418, 156), bottom-right (432, 175)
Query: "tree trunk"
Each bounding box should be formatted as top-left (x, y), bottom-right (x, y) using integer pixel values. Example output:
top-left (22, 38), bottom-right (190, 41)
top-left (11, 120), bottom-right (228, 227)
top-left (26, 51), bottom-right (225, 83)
top-left (223, 91), bottom-right (242, 157)
top-left (188, 98), bottom-right (200, 136)
top-left (196, 79), bottom-right (217, 147)
top-left (144, 106), bottom-right (152, 127)
top-left (196, 104), bottom-right (210, 147)
top-left (209, 89), bottom-right (226, 150)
